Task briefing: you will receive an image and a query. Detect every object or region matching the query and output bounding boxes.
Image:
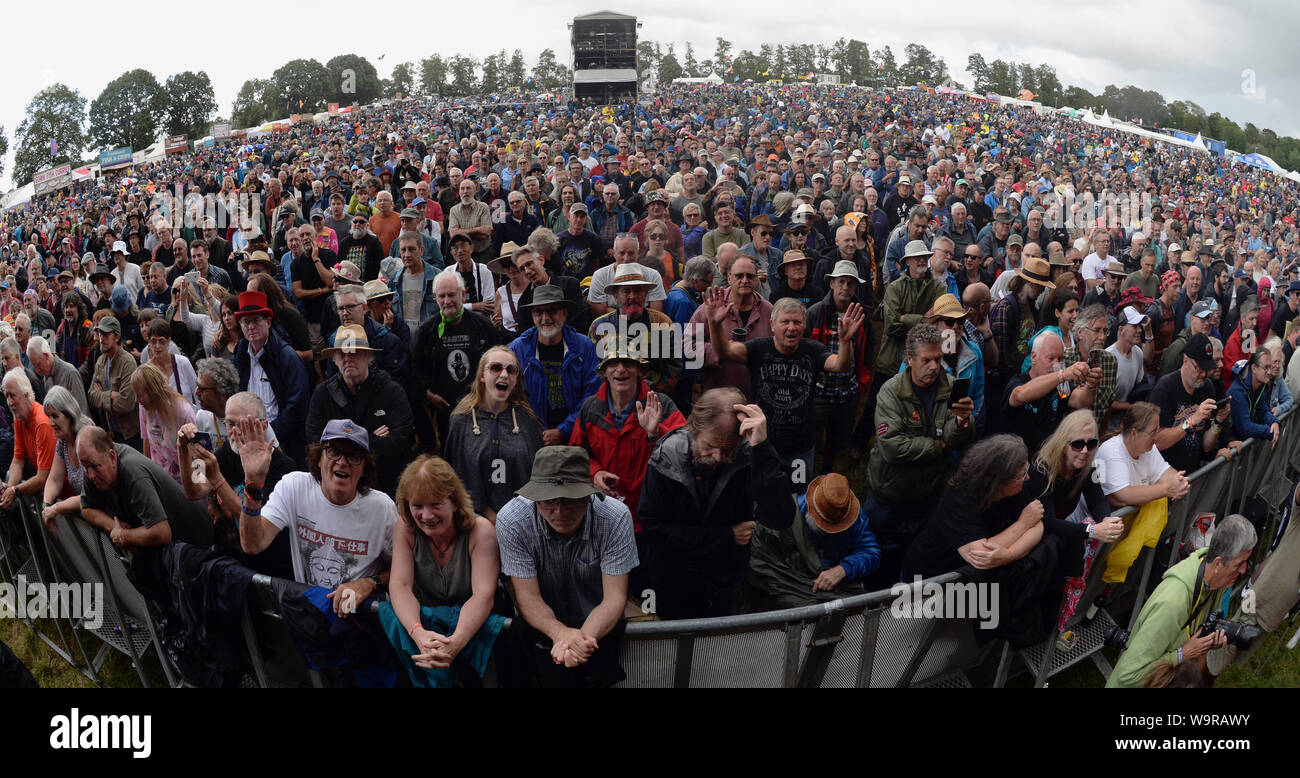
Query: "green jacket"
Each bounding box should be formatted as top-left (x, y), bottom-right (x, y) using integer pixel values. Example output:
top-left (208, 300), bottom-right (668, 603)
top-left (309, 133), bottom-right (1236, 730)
top-left (867, 368), bottom-right (975, 507)
top-left (874, 274), bottom-right (945, 377)
top-left (1160, 328), bottom-right (1190, 377)
top-left (1107, 548), bottom-right (1215, 688)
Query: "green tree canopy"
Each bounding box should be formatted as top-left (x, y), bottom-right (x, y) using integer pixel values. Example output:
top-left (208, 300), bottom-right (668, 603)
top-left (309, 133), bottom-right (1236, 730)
top-left (163, 71), bottom-right (217, 139)
top-left (326, 55), bottom-right (380, 105)
top-left (89, 69), bottom-right (166, 152)
top-left (14, 83), bottom-right (86, 186)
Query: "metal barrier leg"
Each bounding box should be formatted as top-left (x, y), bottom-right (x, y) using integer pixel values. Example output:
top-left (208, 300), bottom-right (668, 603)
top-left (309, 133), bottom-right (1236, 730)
top-left (673, 634), bottom-right (695, 688)
top-left (797, 612), bottom-right (848, 688)
top-left (782, 624), bottom-right (802, 688)
top-left (855, 610), bottom-right (880, 688)
top-left (895, 616), bottom-right (941, 688)
top-left (992, 641), bottom-right (1015, 688)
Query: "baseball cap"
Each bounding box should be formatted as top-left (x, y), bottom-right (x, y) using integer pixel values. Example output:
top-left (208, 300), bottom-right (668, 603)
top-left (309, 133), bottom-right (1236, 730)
top-left (1189, 300), bottom-right (1215, 319)
top-left (1184, 333), bottom-right (1216, 371)
top-left (320, 418), bottom-right (370, 452)
top-left (1120, 305), bottom-right (1149, 326)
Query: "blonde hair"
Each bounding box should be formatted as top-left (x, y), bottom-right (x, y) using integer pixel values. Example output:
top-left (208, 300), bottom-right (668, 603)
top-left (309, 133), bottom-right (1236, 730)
top-left (129, 362), bottom-right (186, 431)
top-left (1034, 410), bottom-right (1099, 496)
top-left (452, 346), bottom-right (540, 426)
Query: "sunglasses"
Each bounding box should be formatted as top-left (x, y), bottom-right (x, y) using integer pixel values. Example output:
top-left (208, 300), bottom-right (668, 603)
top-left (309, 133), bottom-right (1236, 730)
top-left (757, 230), bottom-right (773, 238)
top-left (1068, 438), bottom-right (1100, 452)
top-left (486, 362), bottom-right (520, 375)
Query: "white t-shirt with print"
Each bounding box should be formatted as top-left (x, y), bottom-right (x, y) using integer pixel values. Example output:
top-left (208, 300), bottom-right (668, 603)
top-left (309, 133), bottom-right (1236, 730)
top-left (261, 471), bottom-right (397, 589)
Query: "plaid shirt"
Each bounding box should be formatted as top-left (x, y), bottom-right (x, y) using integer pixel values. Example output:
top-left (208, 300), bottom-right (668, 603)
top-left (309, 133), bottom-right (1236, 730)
top-left (1065, 345), bottom-right (1117, 426)
top-left (990, 293), bottom-right (1034, 377)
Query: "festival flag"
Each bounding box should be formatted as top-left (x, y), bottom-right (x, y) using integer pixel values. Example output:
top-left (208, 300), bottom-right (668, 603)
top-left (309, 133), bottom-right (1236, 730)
top-left (50, 138), bottom-right (57, 157)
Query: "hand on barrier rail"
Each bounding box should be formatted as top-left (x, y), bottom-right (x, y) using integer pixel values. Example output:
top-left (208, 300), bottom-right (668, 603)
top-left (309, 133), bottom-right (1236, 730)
top-left (42, 505), bottom-right (60, 538)
top-left (1270, 422), bottom-right (1280, 449)
top-left (731, 521), bottom-right (756, 546)
top-left (0, 483), bottom-right (15, 510)
top-left (327, 577), bottom-right (377, 616)
top-left (1165, 470), bottom-right (1191, 501)
top-left (1092, 516), bottom-right (1125, 543)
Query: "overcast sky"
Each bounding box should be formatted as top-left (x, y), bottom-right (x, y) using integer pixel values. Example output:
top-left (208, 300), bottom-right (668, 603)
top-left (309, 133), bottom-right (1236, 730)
top-left (4, 0), bottom-right (1297, 191)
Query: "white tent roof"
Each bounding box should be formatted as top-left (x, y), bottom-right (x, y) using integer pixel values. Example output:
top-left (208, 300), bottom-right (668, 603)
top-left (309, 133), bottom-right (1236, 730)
top-left (672, 71), bottom-right (724, 84)
top-left (1287, 170), bottom-right (1300, 183)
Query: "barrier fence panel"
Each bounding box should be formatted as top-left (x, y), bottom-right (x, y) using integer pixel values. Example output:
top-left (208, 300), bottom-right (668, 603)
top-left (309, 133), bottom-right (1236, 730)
top-left (7, 413), bottom-right (1300, 688)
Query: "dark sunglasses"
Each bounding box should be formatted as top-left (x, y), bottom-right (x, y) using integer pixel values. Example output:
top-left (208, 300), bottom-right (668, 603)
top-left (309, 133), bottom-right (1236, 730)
top-left (757, 230), bottom-right (773, 237)
top-left (1068, 438), bottom-right (1100, 452)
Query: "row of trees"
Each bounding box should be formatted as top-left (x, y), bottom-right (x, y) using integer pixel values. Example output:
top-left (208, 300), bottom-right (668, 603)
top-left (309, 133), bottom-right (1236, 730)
top-left (10, 71), bottom-right (217, 187)
top-left (229, 49), bottom-right (573, 129)
top-left (635, 37), bottom-right (935, 88)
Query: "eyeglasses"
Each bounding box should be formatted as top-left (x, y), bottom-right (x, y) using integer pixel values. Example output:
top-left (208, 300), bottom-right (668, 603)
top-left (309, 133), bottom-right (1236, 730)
top-left (731, 272), bottom-right (756, 280)
top-left (757, 230), bottom-right (773, 238)
top-left (486, 362), bottom-right (520, 375)
top-left (788, 228), bottom-right (809, 235)
top-left (338, 302), bottom-right (363, 313)
top-left (647, 234), bottom-right (666, 241)
top-left (1068, 438), bottom-right (1100, 452)
top-left (322, 445), bottom-right (365, 466)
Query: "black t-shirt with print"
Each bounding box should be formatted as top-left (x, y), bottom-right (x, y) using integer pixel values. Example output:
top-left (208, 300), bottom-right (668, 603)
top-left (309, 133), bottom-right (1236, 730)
top-left (1149, 370), bottom-right (1220, 473)
top-left (745, 337), bottom-right (830, 454)
top-left (537, 340), bottom-right (568, 428)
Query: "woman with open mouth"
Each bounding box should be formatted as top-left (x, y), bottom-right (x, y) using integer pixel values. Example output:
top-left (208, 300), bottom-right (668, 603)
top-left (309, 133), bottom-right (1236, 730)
top-left (443, 346), bottom-right (542, 524)
top-left (385, 455), bottom-right (501, 686)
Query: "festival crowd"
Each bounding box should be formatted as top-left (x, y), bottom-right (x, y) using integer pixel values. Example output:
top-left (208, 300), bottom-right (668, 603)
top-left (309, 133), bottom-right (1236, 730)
top-left (2, 81), bottom-right (1298, 687)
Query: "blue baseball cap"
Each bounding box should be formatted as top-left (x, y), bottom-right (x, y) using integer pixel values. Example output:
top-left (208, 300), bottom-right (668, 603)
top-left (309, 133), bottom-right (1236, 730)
top-left (320, 418), bottom-right (370, 452)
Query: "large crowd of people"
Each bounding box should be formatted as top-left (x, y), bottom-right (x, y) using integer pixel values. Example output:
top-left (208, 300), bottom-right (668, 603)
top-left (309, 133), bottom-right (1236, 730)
top-left (2, 80), bottom-right (1299, 688)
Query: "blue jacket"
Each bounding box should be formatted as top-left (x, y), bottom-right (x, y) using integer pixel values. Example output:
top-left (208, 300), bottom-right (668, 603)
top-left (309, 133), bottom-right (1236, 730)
top-left (388, 263), bottom-right (440, 324)
top-left (664, 281), bottom-right (701, 326)
top-left (588, 204), bottom-right (635, 239)
top-left (795, 495), bottom-right (880, 581)
top-left (1227, 362), bottom-right (1279, 441)
top-left (233, 329), bottom-right (310, 461)
top-left (509, 325), bottom-right (601, 437)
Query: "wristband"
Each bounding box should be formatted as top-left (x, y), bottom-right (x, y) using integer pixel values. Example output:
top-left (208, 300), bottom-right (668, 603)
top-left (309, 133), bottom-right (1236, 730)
top-left (245, 482), bottom-right (265, 502)
top-left (241, 499), bottom-right (261, 517)
top-left (1177, 647), bottom-right (1183, 664)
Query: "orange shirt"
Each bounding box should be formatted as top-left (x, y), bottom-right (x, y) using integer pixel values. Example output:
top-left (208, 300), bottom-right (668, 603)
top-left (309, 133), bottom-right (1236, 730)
top-left (369, 211), bottom-right (402, 255)
top-left (14, 402), bottom-right (56, 471)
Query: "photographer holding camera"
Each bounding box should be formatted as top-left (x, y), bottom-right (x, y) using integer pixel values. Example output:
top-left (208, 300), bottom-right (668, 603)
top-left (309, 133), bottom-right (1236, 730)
top-left (1106, 513), bottom-right (1257, 688)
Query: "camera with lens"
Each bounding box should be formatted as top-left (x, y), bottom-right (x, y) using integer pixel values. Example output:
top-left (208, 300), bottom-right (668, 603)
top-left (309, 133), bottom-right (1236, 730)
top-left (1103, 625), bottom-right (1130, 650)
top-left (1198, 611), bottom-right (1262, 650)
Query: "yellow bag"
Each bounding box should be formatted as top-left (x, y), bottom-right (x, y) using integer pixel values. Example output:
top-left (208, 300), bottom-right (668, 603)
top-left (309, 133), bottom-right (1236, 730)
top-left (1102, 497), bottom-right (1168, 583)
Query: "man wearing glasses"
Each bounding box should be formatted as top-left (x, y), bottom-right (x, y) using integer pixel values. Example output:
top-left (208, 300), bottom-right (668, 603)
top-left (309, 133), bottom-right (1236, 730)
top-left (337, 213), bottom-right (385, 283)
top-left (738, 215), bottom-right (782, 281)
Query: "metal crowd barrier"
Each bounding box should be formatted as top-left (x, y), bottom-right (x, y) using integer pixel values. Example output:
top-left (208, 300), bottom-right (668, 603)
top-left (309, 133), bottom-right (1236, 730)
top-left (3, 409), bottom-right (1298, 688)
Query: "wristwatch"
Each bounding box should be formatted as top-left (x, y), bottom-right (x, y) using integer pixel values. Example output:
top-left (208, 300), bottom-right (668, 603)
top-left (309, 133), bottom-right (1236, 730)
top-left (1180, 419), bottom-right (1192, 432)
top-left (368, 574), bottom-right (384, 590)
